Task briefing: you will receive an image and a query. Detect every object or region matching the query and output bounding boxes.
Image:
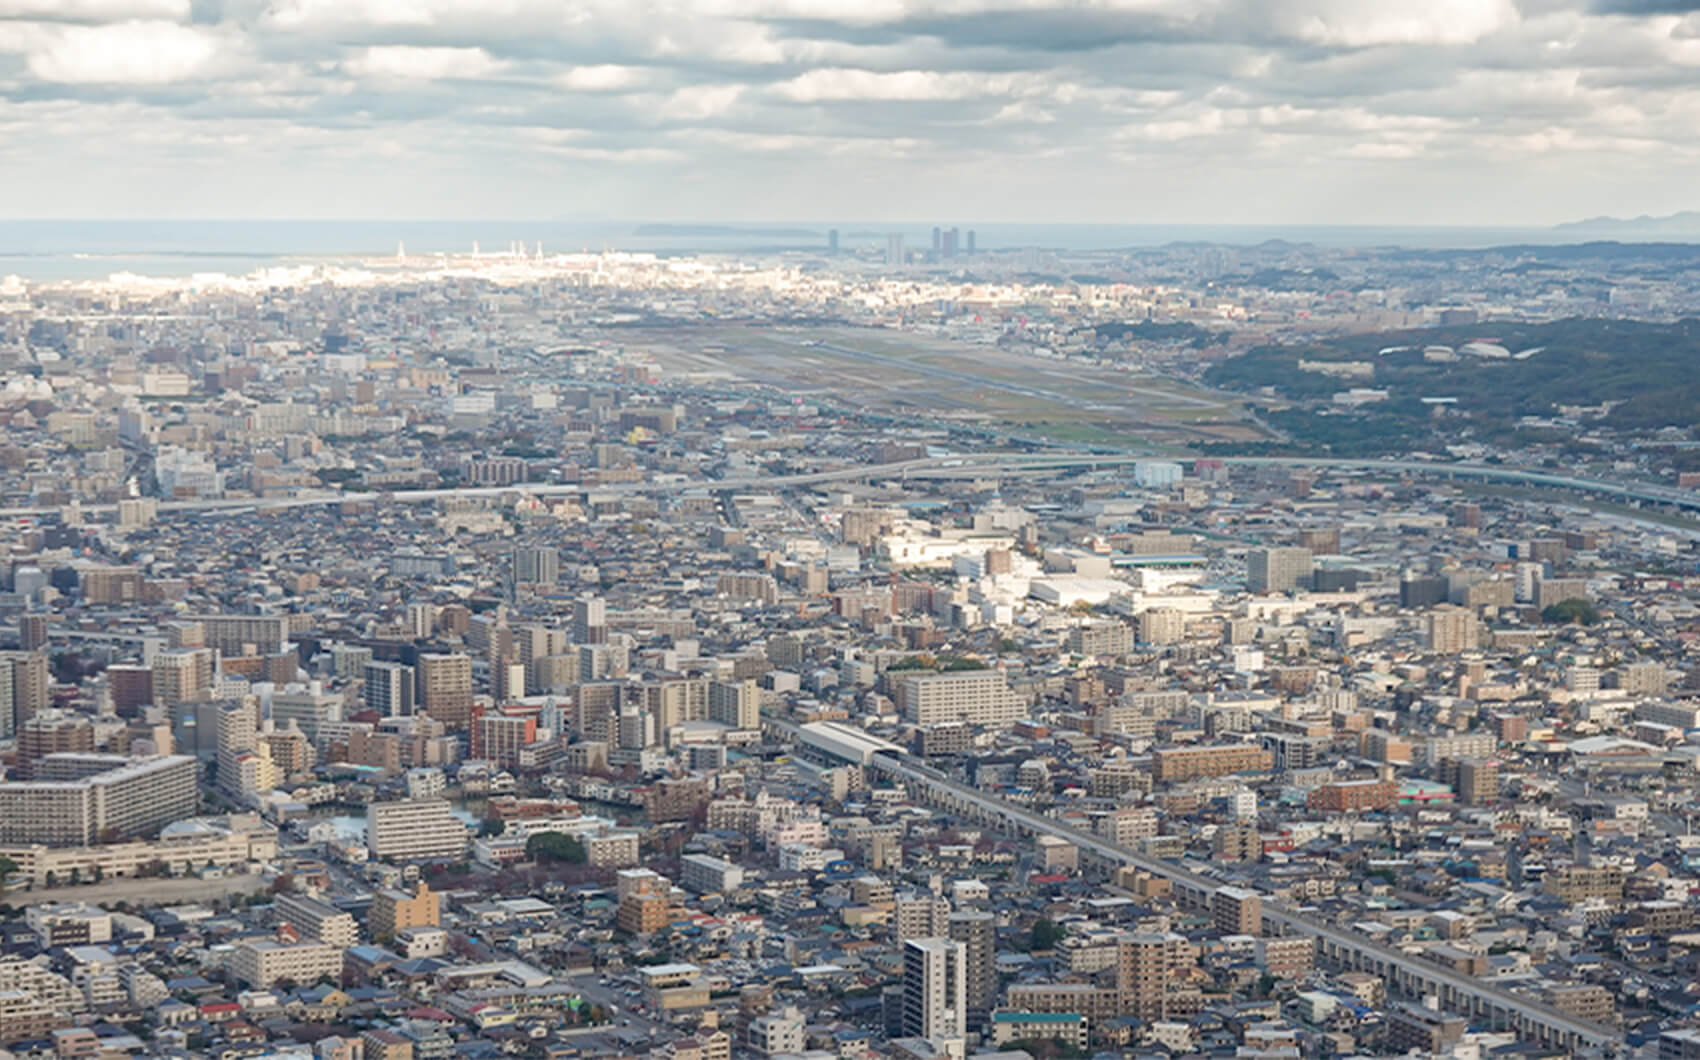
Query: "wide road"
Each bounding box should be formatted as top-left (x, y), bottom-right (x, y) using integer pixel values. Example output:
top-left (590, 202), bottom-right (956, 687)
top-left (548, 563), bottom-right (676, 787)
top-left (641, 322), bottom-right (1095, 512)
top-left (4, 452), bottom-right (1695, 520)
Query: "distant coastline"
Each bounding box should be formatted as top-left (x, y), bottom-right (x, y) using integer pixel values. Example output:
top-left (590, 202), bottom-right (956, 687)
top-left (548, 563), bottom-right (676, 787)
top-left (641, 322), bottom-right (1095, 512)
top-left (3, 219), bottom-right (1699, 281)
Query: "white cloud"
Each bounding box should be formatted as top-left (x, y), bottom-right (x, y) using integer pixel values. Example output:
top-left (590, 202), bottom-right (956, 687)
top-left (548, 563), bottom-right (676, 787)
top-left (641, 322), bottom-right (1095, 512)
top-left (264, 0), bottom-right (447, 29)
top-left (1264, 0), bottom-right (1522, 47)
top-left (0, 0), bottom-right (190, 17)
top-left (660, 84), bottom-right (744, 120)
top-left (27, 21), bottom-right (220, 84)
top-left (555, 65), bottom-right (646, 92)
top-left (773, 68), bottom-right (1024, 102)
top-left (344, 45), bottom-right (502, 80)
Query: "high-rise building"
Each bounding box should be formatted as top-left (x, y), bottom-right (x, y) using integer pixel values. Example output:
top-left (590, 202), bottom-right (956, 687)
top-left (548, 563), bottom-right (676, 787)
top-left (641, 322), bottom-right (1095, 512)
top-left (1619, 660), bottom-right (1670, 696)
top-left (366, 799), bottom-right (468, 861)
top-left (1425, 606), bottom-right (1480, 654)
top-left (573, 596), bottom-right (607, 644)
top-left (902, 937), bottom-right (966, 1042)
top-left (217, 700), bottom-right (278, 803)
top-left (368, 882), bottom-right (439, 942)
top-left (965, 230), bottom-right (976, 255)
top-left (151, 648), bottom-right (214, 709)
top-left (827, 229), bottom-right (839, 255)
top-left (947, 911), bottom-right (996, 1033)
top-left (1401, 574), bottom-right (1451, 609)
top-left (1212, 886), bottom-right (1262, 936)
top-left (1455, 757), bottom-right (1499, 805)
top-left (886, 234), bottom-right (904, 267)
top-left (275, 892), bottom-right (359, 948)
top-left (512, 546), bottom-right (559, 586)
top-left (364, 661), bottom-right (415, 717)
top-left (578, 642), bottom-right (629, 683)
top-left (1137, 608), bottom-right (1186, 645)
top-left (470, 711), bottom-right (536, 768)
top-left (1115, 932), bottom-right (1175, 1020)
top-left (1247, 547), bottom-right (1312, 593)
top-left (18, 615), bottom-right (47, 652)
top-left (0, 651), bottom-right (52, 736)
top-left (896, 671), bottom-right (1027, 729)
top-left (707, 679), bottom-right (760, 730)
top-left (271, 686), bottom-right (343, 745)
top-left (190, 614), bottom-right (289, 656)
top-left (15, 712), bottom-right (95, 779)
top-left (893, 894), bottom-right (951, 942)
top-left (417, 654), bottom-right (473, 730)
top-left (0, 754), bottom-right (198, 845)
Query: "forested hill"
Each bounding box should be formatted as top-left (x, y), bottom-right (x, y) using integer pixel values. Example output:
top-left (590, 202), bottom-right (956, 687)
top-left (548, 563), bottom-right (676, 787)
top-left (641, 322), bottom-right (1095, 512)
top-left (1202, 317), bottom-right (1700, 454)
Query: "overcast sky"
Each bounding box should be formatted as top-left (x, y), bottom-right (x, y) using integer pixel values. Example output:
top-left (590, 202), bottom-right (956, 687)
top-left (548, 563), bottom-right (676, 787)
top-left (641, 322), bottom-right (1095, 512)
top-left (2, 0), bottom-right (1698, 224)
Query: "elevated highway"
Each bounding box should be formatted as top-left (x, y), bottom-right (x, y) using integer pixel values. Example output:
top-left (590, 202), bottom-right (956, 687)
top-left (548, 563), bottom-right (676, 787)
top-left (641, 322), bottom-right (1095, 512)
top-left (834, 741), bottom-right (1618, 1054)
top-left (3, 451), bottom-right (1693, 523)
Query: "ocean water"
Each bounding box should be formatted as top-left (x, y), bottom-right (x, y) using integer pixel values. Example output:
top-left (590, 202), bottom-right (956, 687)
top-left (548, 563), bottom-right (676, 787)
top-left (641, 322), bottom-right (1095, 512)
top-left (0, 218), bottom-right (1648, 281)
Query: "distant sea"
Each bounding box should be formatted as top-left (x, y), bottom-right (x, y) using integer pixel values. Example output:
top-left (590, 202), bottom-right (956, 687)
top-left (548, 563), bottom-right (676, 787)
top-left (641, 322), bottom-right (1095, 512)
top-left (0, 218), bottom-right (1679, 281)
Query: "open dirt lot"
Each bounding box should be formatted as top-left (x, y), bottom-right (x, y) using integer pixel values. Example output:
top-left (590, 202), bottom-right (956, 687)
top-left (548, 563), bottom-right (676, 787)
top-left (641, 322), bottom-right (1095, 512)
top-left (625, 323), bottom-right (1269, 449)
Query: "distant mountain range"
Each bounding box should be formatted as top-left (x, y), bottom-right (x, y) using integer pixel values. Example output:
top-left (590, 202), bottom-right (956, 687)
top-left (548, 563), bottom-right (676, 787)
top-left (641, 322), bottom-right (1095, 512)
top-left (1554, 211), bottom-right (1700, 235)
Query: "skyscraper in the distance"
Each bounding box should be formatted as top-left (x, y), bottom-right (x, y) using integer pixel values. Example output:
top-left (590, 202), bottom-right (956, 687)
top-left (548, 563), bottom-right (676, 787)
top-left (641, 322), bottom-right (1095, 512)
top-left (966, 230), bottom-right (976, 255)
top-left (931, 225), bottom-right (942, 258)
top-left (827, 228), bottom-right (838, 255)
top-left (902, 937), bottom-right (966, 1042)
top-left (886, 234), bottom-right (904, 267)
top-left (943, 227), bottom-right (959, 259)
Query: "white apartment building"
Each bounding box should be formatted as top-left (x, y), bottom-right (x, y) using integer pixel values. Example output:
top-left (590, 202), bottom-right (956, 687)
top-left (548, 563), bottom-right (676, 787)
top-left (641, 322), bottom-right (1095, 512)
top-left (897, 670), bottom-right (1027, 729)
top-left (365, 800), bottom-right (468, 861)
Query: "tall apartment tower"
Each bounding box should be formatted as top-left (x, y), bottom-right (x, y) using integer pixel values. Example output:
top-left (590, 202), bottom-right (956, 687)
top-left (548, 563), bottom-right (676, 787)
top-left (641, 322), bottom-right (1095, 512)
top-left (1116, 932), bottom-right (1174, 1020)
top-left (947, 911), bottom-right (996, 1033)
top-left (1247, 547), bottom-right (1313, 593)
top-left (18, 615), bottom-right (47, 652)
top-left (1425, 606), bottom-right (1481, 654)
top-left (151, 647), bottom-right (214, 709)
top-left (573, 597), bottom-right (607, 644)
top-left (707, 679), bottom-right (760, 731)
top-left (902, 937), bottom-right (966, 1042)
top-left (1455, 757), bottom-right (1499, 805)
top-left (417, 653), bottom-right (473, 730)
top-left (364, 661), bottom-right (415, 717)
top-left (893, 894), bottom-right (951, 942)
top-left (217, 699), bottom-right (277, 802)
top-left (0, 651), bottom-right (51, 738)
top-left (512, 546), bottom-right (559, 586)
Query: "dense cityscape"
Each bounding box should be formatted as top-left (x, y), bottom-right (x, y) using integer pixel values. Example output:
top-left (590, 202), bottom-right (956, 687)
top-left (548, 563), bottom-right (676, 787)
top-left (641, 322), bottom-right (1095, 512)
top-left (0, 229), bottom-right (1696, 1060)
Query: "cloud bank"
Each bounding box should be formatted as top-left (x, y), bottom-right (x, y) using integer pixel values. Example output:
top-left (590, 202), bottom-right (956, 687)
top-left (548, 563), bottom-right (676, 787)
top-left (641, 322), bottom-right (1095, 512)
top-left (1, 0), bottom-right (1697, 222)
